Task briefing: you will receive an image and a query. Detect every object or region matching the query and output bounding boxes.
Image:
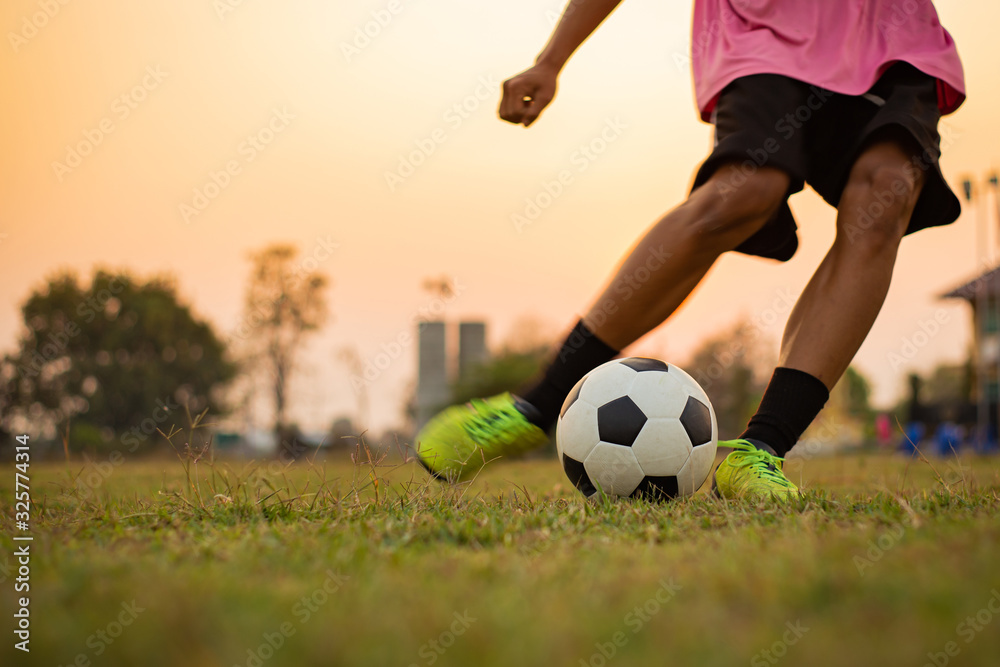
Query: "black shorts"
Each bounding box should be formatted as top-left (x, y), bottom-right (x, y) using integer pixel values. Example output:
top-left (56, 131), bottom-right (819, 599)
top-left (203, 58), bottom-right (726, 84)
top-left (691, 62), bottom-right (961, 261)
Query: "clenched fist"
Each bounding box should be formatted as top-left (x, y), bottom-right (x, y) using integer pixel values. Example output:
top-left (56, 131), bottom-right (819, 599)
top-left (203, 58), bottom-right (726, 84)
top-left (499, 63), bottom-right (559, 127)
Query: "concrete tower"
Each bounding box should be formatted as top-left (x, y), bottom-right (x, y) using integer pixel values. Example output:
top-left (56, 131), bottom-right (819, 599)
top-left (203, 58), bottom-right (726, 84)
top-left (458, 321), bottom-right (487, 381)
top-left (416, 320), bottom-right (489, 430)
top-left (416, 321), bottom-right (448, 430)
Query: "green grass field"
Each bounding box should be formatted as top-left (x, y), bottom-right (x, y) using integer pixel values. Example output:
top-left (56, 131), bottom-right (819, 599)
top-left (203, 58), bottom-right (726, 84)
top-left (2, 447), bottom-right (1000, 667)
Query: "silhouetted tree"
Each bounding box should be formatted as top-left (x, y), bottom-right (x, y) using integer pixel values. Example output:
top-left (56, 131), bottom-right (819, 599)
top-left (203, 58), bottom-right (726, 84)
top-left (2, 270), bottom-right (235, 452)
top-left (685, 322), bottom-right (774, 438)
top-left (240, 244), bottom-right (329, 441)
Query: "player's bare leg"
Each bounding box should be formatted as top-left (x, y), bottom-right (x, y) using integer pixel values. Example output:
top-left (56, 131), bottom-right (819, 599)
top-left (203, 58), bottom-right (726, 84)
top-left (726, 135), bottom-right (927, 491)
top-left (582, 164), bottom-right (790, 350)
top-left (781, 137), bottom-right (925, 388)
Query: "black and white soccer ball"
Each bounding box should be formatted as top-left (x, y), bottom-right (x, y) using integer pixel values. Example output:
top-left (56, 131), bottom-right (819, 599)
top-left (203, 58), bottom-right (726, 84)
top-left (556, 357), bottom-right (718, 501)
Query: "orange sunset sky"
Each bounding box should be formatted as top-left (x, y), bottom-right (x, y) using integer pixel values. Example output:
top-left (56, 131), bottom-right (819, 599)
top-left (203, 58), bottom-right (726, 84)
top-left (2, 0), bottom-right (999, 434)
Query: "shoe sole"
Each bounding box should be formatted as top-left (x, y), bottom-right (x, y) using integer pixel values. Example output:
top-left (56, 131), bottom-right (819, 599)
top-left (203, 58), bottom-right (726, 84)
top-left (415, 451), bottom-right (448, 481)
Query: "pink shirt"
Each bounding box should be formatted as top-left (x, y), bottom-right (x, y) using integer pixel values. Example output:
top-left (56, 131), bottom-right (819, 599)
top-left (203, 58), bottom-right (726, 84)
top-left (692, 0), bottom-right (966, 122)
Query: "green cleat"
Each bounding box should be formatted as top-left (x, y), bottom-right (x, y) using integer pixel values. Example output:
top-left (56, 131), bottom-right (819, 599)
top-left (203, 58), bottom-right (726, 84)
top-left (712, 439), bottom-right (799, 501)
top-left (415, 393), bottom-right (548, 482)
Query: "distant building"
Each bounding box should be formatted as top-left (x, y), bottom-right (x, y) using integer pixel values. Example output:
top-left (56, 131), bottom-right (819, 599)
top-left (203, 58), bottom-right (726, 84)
top-left (416, 320), bottom-right (488, 429)
top-left (941, 266), bottom-right (1000, 436)
top-left (416, 321), bottom-right (449, 430)
top-left (458, 322), bottom-right (487, 380)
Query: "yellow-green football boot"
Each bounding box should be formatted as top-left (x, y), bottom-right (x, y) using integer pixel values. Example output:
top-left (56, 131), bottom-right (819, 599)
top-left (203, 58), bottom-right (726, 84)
top-left (415, 393), bottom-right (548, 482)
top-left (712, 438), bottom-right (799, 501)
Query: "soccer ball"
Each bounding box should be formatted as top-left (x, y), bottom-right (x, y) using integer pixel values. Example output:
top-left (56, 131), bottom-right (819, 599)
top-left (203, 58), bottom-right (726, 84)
top-left (556, 357), bottom-right (718, 501)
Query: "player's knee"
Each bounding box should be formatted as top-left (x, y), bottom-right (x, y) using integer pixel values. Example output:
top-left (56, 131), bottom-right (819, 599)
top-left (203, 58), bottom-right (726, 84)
top-left (839, 161), bottom-right (919, 252)
top-left (687, 168), bottom-right (787, 248)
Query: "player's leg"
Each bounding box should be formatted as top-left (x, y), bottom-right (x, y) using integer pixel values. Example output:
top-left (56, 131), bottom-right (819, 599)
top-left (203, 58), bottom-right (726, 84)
top-left (582, 163), bottom-right (790, 351)
top-left (716, 61), bottom-right (964, 501)
top-left (781, 136), bottom-right (924, 386)
top-left (716, 135), bottom-right (925, 500)
top-left (416, 165), bottom-right (788, 480)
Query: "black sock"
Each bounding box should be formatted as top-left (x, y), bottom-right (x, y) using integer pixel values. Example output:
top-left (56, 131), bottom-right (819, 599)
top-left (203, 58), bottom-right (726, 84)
top-left (739, 367), bottom-right (830, 457)
top-left (520, 320), bottom-right (619, 431)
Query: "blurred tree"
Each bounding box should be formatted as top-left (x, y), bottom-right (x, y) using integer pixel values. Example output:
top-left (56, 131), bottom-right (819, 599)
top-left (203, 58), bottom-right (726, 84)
top-left (808, 365), bottom-right (876, 445)
top-left (839, 366), bottom-right (875, 422)
top-left (449, 345), bottom-right (550, 407)
top-left (685, 322), bottom-right (774, 438)
top-left (905, 372), bottom-right (924, 422)
top-left (1, 270), bottom-right (235, 452)
top-left (329, 416), bottom-right (359, 449)
top-left (891, 360), bottom-right (974, 426)
top-left (240, 244), bottom-right (329, 441)
top-left (0, 356), bottom-right (15, 449)
top-left (421, 275), bottom-right (456, 300)
top-left (336, 346), bottom-right (369, 430)
top-left (503, 314), bottom-right (556, 354)
top-left (923, 361), bottom-right (974, 405)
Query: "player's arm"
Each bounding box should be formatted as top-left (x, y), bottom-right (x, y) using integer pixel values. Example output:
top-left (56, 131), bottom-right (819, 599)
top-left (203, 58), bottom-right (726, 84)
top-left (499, 0), bottom-right (624, 127)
